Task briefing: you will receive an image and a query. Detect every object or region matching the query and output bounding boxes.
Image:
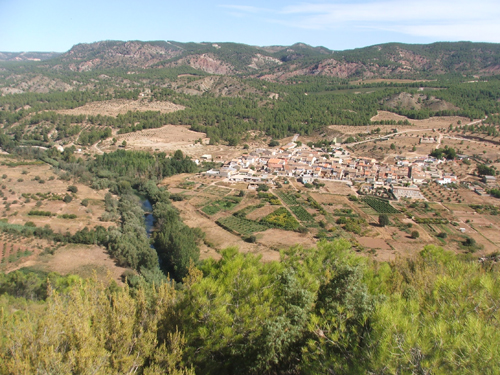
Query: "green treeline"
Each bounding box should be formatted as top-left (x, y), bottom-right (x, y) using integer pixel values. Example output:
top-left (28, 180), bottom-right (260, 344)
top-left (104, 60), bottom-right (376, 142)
top-left (1, 241), bottom-right (499, 374)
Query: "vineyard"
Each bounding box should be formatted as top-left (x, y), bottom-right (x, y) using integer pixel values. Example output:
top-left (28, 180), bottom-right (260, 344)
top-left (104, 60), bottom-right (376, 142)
top-left (276, 191), bottom-right (299, 205)
top-left (289, 205), bottom-right (315, 222)
top-left (216, 216), bottom-right (268, 236)
top-left (362, 197), bottom-right (399, 214)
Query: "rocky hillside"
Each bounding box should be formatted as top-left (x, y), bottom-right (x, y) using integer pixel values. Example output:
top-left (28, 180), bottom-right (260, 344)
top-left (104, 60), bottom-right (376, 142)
top-left (2, 40), bottom-right (500, 80)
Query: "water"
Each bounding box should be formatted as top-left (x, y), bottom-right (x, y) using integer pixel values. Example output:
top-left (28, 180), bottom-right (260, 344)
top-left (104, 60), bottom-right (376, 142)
top-left (141, 199), bottom-right (155, 238)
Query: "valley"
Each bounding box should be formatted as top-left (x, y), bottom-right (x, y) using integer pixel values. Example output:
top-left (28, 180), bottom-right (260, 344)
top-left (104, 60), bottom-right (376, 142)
top-left (2, 39), bottom-right (500, 374)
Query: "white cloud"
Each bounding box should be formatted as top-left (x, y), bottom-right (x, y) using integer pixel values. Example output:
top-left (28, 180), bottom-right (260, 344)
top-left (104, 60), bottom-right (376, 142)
top-left (223, 0), bottom-right (500, 42)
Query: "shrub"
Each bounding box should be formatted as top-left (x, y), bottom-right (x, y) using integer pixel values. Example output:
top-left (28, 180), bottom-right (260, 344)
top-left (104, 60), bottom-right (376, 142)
top-left (464, 237), bottom-right (476, 247)
top-left (68, 185), bottom-right (78, 193)
top-left (63, 195), bottom-right (73, 203)
top-left (246, 235), bottom-right (257, 243)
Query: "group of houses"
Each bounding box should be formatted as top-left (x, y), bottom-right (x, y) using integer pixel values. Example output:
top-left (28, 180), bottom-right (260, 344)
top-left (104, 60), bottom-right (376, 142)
top-left (202, 144), bottom-right (463, 199)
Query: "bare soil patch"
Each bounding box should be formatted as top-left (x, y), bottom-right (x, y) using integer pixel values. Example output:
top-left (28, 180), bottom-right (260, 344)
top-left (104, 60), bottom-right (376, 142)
top-left (257, 229), bottom-right (315, 252)
top-left (357, 237), bottom-right (391, 250)
top-left (309, 194), bottom-right (349, 208)
top-left (56, 99), bottom-right (184, 117)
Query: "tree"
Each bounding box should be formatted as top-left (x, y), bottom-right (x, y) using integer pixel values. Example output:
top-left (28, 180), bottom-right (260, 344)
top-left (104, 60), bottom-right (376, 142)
top-left (378, 214), bottom-right (390, 227)
top-left (173, 149), bottom-right (184, 160)
top-left (122, 140), bottom-right (127, 147)
top-left (178, 248), bottom-right (313, 374)
top-left (257, 184), bottom-right (269, 192)
top-left (411, 230), bottom-right (420, 239)
top-left (269, 139), bottom-right (280, 147)
top-left (0, 279), bottom-right (193, 375)
top-left (478, 164), bottom-right (496, 176)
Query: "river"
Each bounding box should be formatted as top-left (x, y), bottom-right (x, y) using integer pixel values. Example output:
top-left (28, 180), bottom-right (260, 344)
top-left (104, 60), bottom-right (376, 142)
top-left (141, 199), bottom-right (155, 238)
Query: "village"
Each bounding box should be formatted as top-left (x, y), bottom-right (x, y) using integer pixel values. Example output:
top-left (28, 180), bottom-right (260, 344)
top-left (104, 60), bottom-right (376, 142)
top-left (197, 137), bottom-right (496, 201)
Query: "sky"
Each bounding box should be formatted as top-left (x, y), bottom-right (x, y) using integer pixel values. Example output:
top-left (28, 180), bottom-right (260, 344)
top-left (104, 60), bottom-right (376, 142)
top-left (1, 0), bottom-right (499, 52)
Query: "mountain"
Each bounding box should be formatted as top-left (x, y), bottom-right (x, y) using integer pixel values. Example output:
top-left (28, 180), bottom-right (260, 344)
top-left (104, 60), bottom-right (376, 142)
top-left (2, 40), bottom-right (500, 80)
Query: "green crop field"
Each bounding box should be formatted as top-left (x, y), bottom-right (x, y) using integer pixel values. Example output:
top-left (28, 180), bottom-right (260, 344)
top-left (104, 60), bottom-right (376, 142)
top-left (276, 191), bottom-right (299, 205)
top-left (362, 196), bottom-right (399, 214)
top-left (217, 216), bottom-right (268, 236)
top-left (289, 205), bottom-right (315, 222)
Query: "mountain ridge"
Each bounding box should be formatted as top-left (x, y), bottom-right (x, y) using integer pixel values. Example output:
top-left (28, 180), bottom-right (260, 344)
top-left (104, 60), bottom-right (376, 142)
top-left (2, 40), bottom-right (500, 80)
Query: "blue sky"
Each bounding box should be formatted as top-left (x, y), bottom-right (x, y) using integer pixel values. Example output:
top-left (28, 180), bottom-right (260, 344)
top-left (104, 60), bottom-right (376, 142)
top-left (1, 0), bottom-right (499, 52)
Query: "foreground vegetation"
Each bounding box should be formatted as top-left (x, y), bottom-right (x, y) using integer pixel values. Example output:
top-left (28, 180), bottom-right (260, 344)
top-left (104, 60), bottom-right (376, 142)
top-left (1, 241), bottom-right (498, 374)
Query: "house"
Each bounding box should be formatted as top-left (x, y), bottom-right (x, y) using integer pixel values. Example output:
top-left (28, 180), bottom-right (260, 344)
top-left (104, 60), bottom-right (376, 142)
top-left (205, 169), bottom-right (220, 176)
top-left (220, 167), bottom-right (237, 178)
top-left (299, 175), bottom-right (314, 184)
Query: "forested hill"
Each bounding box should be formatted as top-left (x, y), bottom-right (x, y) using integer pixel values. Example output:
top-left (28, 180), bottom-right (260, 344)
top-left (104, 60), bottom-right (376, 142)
top-left (4, 40), bottom-right (500, 79)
